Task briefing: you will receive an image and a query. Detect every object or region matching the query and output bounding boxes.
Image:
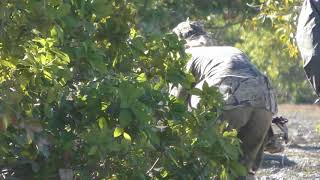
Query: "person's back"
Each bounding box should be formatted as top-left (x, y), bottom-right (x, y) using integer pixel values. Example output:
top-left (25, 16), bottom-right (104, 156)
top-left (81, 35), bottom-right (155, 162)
top-left (186, 46), bottom-right (277, 114)
top-left (186, 46), bottom-right (259, 80)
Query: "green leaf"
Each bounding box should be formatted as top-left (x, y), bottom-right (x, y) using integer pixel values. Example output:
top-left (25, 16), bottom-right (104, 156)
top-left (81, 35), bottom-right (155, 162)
top-left (89, 53), bottom-right (107, 73)
top-left (171, 101), bottom-right (187, 113)
top-left (131, 104), bottom-right (151, 123)
top-left (0, 60), bottom-right (16, 68)
top-left (88, 146), bottom-right (98, 155)
top-left (50, 25), bottom-right (64, 42)
top-left (219, 168), bottom-right (228, 180)
top-left (92, 0), bottom-right (113, 17)
top-left (147, 130), bottom-right (160, 147)
top-left (50, 26), bottom-right (57, 38)
top-left (123, 132), bottom-right (132, 142)
top-left (137, 73), bottom-right (147, 82)
top-left (33, 37), bottom-right (47, 46)
top-left (98, 117), bottom-right (106, 129)
top-left (58, 3), bottom-right (71, 17)
top-left (114, 127), bottom-right (124, 138)
top-left (119, 81), bottom-right (144, 108)
top-left (160, 170), bottom-right (169, 178)
top-left (202, 81), bottom-right (209, 92)
top-left (230, 161), bottom-right (247, 176)
top-left (0, 116), bottom-right (9, 132)
top-left (167, 150), bottom-right (180, 168)
top-left (223, 129), bottom-right (237, 138)
top-left (119, 109), bottom-right (132, 127)
top-left (131, 36), bottom-right (145, 52)
top-left (189, 88), bottom-right (202, 96)
top-left (26, 129), bottom-right (34, 144)
top-left (51, 48), bottom-right (70, 64)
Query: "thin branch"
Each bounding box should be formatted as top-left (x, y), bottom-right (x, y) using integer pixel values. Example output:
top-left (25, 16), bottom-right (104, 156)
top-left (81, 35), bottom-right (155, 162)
top-left (146, 157), bottom-right (160, 175)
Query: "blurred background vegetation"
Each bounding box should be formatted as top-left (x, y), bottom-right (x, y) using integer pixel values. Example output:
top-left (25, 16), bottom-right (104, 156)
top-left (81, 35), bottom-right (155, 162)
top-left (137, 0), bottom-right (315, 103)
top-left (0, 0), bottom-right (313, 179)
top-left (200, 0), bottom-right (313, 103)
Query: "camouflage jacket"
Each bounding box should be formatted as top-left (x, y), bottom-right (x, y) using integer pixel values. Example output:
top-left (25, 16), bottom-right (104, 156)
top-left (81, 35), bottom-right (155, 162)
top-left (170, 46), bottom-right (278, 114)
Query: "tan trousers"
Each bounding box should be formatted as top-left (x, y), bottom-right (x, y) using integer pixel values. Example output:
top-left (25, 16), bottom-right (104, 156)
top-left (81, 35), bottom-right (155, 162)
top-left (222, 107), bottom-right (272, 179)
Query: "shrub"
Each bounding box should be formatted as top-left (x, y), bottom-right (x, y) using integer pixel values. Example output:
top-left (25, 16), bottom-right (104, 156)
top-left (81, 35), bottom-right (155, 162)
top-left (0, 1), bottom-right (244, 179)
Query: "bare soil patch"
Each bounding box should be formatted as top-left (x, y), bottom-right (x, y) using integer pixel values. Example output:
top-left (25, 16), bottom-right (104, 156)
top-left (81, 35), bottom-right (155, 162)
top-left (257, 104), bottom-right (320, 180)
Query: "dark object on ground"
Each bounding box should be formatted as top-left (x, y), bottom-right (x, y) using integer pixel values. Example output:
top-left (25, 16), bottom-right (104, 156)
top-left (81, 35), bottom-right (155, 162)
top-left (272, 116), bottom-right (289, 144)
top-left (296, 0), bottom-right (320, 96)
top-left (264, 116), bottom-right (289, 153)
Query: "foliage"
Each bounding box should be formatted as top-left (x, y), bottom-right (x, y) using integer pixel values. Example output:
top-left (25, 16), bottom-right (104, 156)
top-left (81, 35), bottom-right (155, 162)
top-left (0, 0), bottom-right (245, 179)
top-left (203, 0), bottom-right (316, 103)
top-left (253, 0), bottom-right (301, 58)
top-left (247, 0), bottom-right (316, 103)
top-left (1, 0), bottom-right (315, 179)
top-left (236, 26), bottom-right (315, 103)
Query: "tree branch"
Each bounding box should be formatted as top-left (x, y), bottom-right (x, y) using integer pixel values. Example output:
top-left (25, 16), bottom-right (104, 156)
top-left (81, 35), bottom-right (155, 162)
top-left (146, 157), bottom-right (160, 175)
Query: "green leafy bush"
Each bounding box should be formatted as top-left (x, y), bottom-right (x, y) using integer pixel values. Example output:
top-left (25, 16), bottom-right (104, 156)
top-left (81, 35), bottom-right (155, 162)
top-left (0, 1), bottom-right (244, 179)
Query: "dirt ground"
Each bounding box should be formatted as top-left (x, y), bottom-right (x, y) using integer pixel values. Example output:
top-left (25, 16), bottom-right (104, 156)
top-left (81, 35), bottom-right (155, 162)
top-left (256, 104), bottom-right (320, 180)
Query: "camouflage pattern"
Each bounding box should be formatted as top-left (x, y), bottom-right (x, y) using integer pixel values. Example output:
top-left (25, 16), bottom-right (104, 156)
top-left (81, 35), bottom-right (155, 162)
top-left (185, 46), bottom-right (278, 114)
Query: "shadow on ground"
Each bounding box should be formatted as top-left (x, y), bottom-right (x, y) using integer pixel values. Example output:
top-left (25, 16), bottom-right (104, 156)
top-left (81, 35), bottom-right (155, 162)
top-left (287, 144), bottom-right (320, 151)
top-left (261, 153), bottom-right (296, 169)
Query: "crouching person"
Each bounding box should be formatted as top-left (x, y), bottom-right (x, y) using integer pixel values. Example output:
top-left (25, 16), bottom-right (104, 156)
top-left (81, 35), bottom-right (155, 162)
top-left (171, 20), bottom-right (278, 179)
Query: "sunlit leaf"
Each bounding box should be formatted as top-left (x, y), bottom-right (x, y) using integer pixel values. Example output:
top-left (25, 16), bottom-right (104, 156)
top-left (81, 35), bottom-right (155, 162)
top-left (223, 129), bottom-right (237, 138)
top-left (123, 132), bottom-right (132, 142)
top-left (137, 73), bottom-right (147, 82)
top-left (98, 117), bottom-right (106, 129)
top-left (114, 127), bottom-right (124, 138)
